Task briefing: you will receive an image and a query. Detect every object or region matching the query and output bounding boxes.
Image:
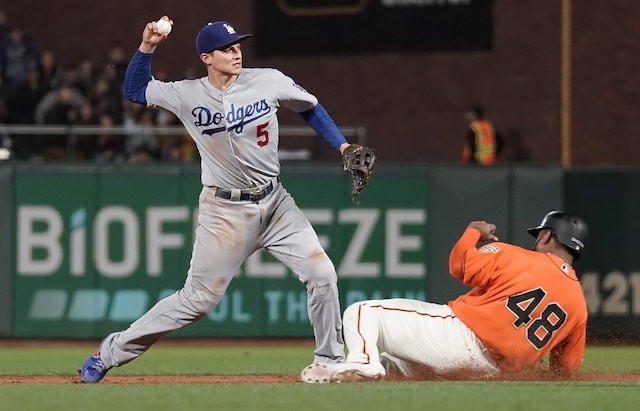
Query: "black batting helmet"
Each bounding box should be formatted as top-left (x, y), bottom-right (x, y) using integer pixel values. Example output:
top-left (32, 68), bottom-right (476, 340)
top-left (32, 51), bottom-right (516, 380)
top-left (527, 211), bottom-right (589, 260)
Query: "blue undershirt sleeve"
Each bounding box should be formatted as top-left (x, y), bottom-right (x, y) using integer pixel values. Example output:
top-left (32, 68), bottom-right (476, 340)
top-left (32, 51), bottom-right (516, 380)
top-left (299, 104), bottom-right (348, 151)
top-left (123, 50), bottom-right (153, 105)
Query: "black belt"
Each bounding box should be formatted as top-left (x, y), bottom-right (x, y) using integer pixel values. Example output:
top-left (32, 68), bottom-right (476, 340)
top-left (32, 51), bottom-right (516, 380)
top-left (213, 180), bottom-right (276, 202)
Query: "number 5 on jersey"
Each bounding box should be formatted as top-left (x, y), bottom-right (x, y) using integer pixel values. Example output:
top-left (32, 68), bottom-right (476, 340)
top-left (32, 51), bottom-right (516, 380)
top-left (506, 288), bottom-right (567, 350)
top-left (256, 122), bottom-right (269, 147)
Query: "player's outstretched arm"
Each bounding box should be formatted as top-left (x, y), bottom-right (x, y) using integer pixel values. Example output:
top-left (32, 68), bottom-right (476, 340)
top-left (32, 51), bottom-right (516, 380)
top-left (124, 16), bottom-right (172, 104)
top-left (299, 104), bottom-right (347, 151)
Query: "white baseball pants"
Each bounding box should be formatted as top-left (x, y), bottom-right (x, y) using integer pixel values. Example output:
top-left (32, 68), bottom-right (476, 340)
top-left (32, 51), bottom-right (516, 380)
top-left (342, 299), bottom-right (498, 376)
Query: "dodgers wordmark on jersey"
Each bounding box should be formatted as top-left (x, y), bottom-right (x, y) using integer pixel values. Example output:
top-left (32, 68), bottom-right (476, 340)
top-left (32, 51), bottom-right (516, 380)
top-left (147, 69), bottom-right (317, 188)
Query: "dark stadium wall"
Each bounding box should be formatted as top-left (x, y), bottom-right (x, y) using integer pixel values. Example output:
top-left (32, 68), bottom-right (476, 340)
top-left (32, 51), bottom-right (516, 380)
top-left (2, 0), bottom-right (640, 166)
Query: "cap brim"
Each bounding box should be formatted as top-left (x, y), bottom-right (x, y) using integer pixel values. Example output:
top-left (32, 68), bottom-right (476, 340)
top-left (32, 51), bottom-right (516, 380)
top-left (205, 34), bottom-right (253, 54)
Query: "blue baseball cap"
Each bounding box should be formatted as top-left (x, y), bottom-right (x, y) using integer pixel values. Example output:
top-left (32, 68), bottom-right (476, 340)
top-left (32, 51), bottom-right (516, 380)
top-left (196, 21), bottom-right (253, 55)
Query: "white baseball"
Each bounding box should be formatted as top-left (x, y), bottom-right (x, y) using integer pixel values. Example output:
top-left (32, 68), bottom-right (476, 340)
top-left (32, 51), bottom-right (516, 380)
top-left (156, 19), bottom-right (172, 35)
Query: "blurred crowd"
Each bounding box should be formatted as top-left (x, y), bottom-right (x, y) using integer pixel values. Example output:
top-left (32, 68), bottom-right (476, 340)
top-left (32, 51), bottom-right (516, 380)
top-left (0, 12), bottom-right (196, 163)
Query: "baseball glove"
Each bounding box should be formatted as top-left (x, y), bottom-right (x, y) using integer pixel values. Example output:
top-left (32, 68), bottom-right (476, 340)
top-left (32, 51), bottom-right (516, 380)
top-left (342, 143), bottom-right (377, 203)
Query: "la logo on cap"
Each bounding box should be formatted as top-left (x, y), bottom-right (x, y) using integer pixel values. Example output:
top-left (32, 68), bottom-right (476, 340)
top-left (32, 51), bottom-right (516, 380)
top-left (196, 21), bottom-right (253, 54)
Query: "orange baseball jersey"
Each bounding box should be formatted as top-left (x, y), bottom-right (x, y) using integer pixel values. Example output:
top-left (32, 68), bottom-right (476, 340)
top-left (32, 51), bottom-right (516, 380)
top-left (448, 228), bottom-right (588, 373)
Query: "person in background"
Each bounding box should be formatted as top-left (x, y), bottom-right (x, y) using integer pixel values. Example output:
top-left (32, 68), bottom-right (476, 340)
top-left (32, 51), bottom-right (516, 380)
top-left (462, 105), bottom-right (501, 165)
top-left (0, 26), bottom-right (40, 91)
top-left (6, 66), bottom-right (46, 124)
top-left (33, 83), bottom-right (86, 160)
top-left (94, 112), bottom-right (125, 163)
top-left (4, 66), bottom-right (47, 159)
top-left (38, 50), bottom-right (63, 92)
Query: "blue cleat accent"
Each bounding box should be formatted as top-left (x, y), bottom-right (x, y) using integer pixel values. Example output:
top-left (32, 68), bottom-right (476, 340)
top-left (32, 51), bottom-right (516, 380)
top-left (80, 350), bottom-right (111, 383)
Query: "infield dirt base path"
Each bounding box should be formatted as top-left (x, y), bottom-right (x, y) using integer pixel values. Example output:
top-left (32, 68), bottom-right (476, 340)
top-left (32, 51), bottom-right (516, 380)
top-left (1, 372), bottom-right (640, 384)
top-left (1, 339), bottom-right (639, 384)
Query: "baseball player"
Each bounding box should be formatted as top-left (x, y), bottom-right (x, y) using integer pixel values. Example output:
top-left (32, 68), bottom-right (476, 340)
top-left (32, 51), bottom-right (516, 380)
top-left (303, 211), bottom-right (589, 382)
top-left (80, 16), bottom-right (353, 383)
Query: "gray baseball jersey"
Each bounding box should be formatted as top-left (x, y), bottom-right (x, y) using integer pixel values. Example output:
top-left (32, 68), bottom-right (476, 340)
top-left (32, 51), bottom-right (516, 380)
top-left (96, 67), bottom-right (345, 371)
top-left (146, 68), bottom-right (317, 188)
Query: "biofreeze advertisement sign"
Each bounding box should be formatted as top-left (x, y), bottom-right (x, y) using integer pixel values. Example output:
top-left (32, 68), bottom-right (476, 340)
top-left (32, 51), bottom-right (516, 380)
top-left (14, 169), bottom-right (428, 338)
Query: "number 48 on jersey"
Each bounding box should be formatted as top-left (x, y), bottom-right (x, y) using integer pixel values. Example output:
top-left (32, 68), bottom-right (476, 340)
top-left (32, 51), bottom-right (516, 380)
top-left (506, 288), bottom-right (567, 350)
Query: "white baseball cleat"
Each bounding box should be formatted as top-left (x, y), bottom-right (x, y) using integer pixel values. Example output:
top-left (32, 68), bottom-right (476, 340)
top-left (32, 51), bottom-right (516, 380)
top-left (330, 362), bottom-right (386, 383)
top-left (300, 363), bottom-right (337, 384)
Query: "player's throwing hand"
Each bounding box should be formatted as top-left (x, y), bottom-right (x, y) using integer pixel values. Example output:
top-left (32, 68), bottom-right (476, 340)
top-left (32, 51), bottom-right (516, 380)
top-left (141, 15), bottom-right (173, 51)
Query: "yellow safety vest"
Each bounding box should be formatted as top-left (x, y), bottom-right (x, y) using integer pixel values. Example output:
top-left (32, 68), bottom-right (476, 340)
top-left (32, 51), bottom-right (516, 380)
top-left (468, 119), bottom-right (496, 165)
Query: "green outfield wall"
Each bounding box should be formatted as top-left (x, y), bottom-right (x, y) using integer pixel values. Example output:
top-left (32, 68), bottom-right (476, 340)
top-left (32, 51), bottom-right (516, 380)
top-left (565, 169), bottom-right (640, 338)
top-left (0, 166), bottom-right (13, 336)
top-left (1, 163), bottom-right (638, 339)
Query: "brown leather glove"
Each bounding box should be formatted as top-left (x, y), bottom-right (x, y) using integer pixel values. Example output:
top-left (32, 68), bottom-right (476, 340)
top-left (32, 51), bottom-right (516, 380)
top-left (342, 144), bottom-right (376, 203)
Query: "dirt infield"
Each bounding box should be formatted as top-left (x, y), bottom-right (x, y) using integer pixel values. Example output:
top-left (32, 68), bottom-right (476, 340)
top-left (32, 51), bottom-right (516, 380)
top-left (2, 339), bottom-right (639, 384)
top-left (1, 372), bottom-right (640, 384)
top-left (0, 375), bottom-right (300, 384)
